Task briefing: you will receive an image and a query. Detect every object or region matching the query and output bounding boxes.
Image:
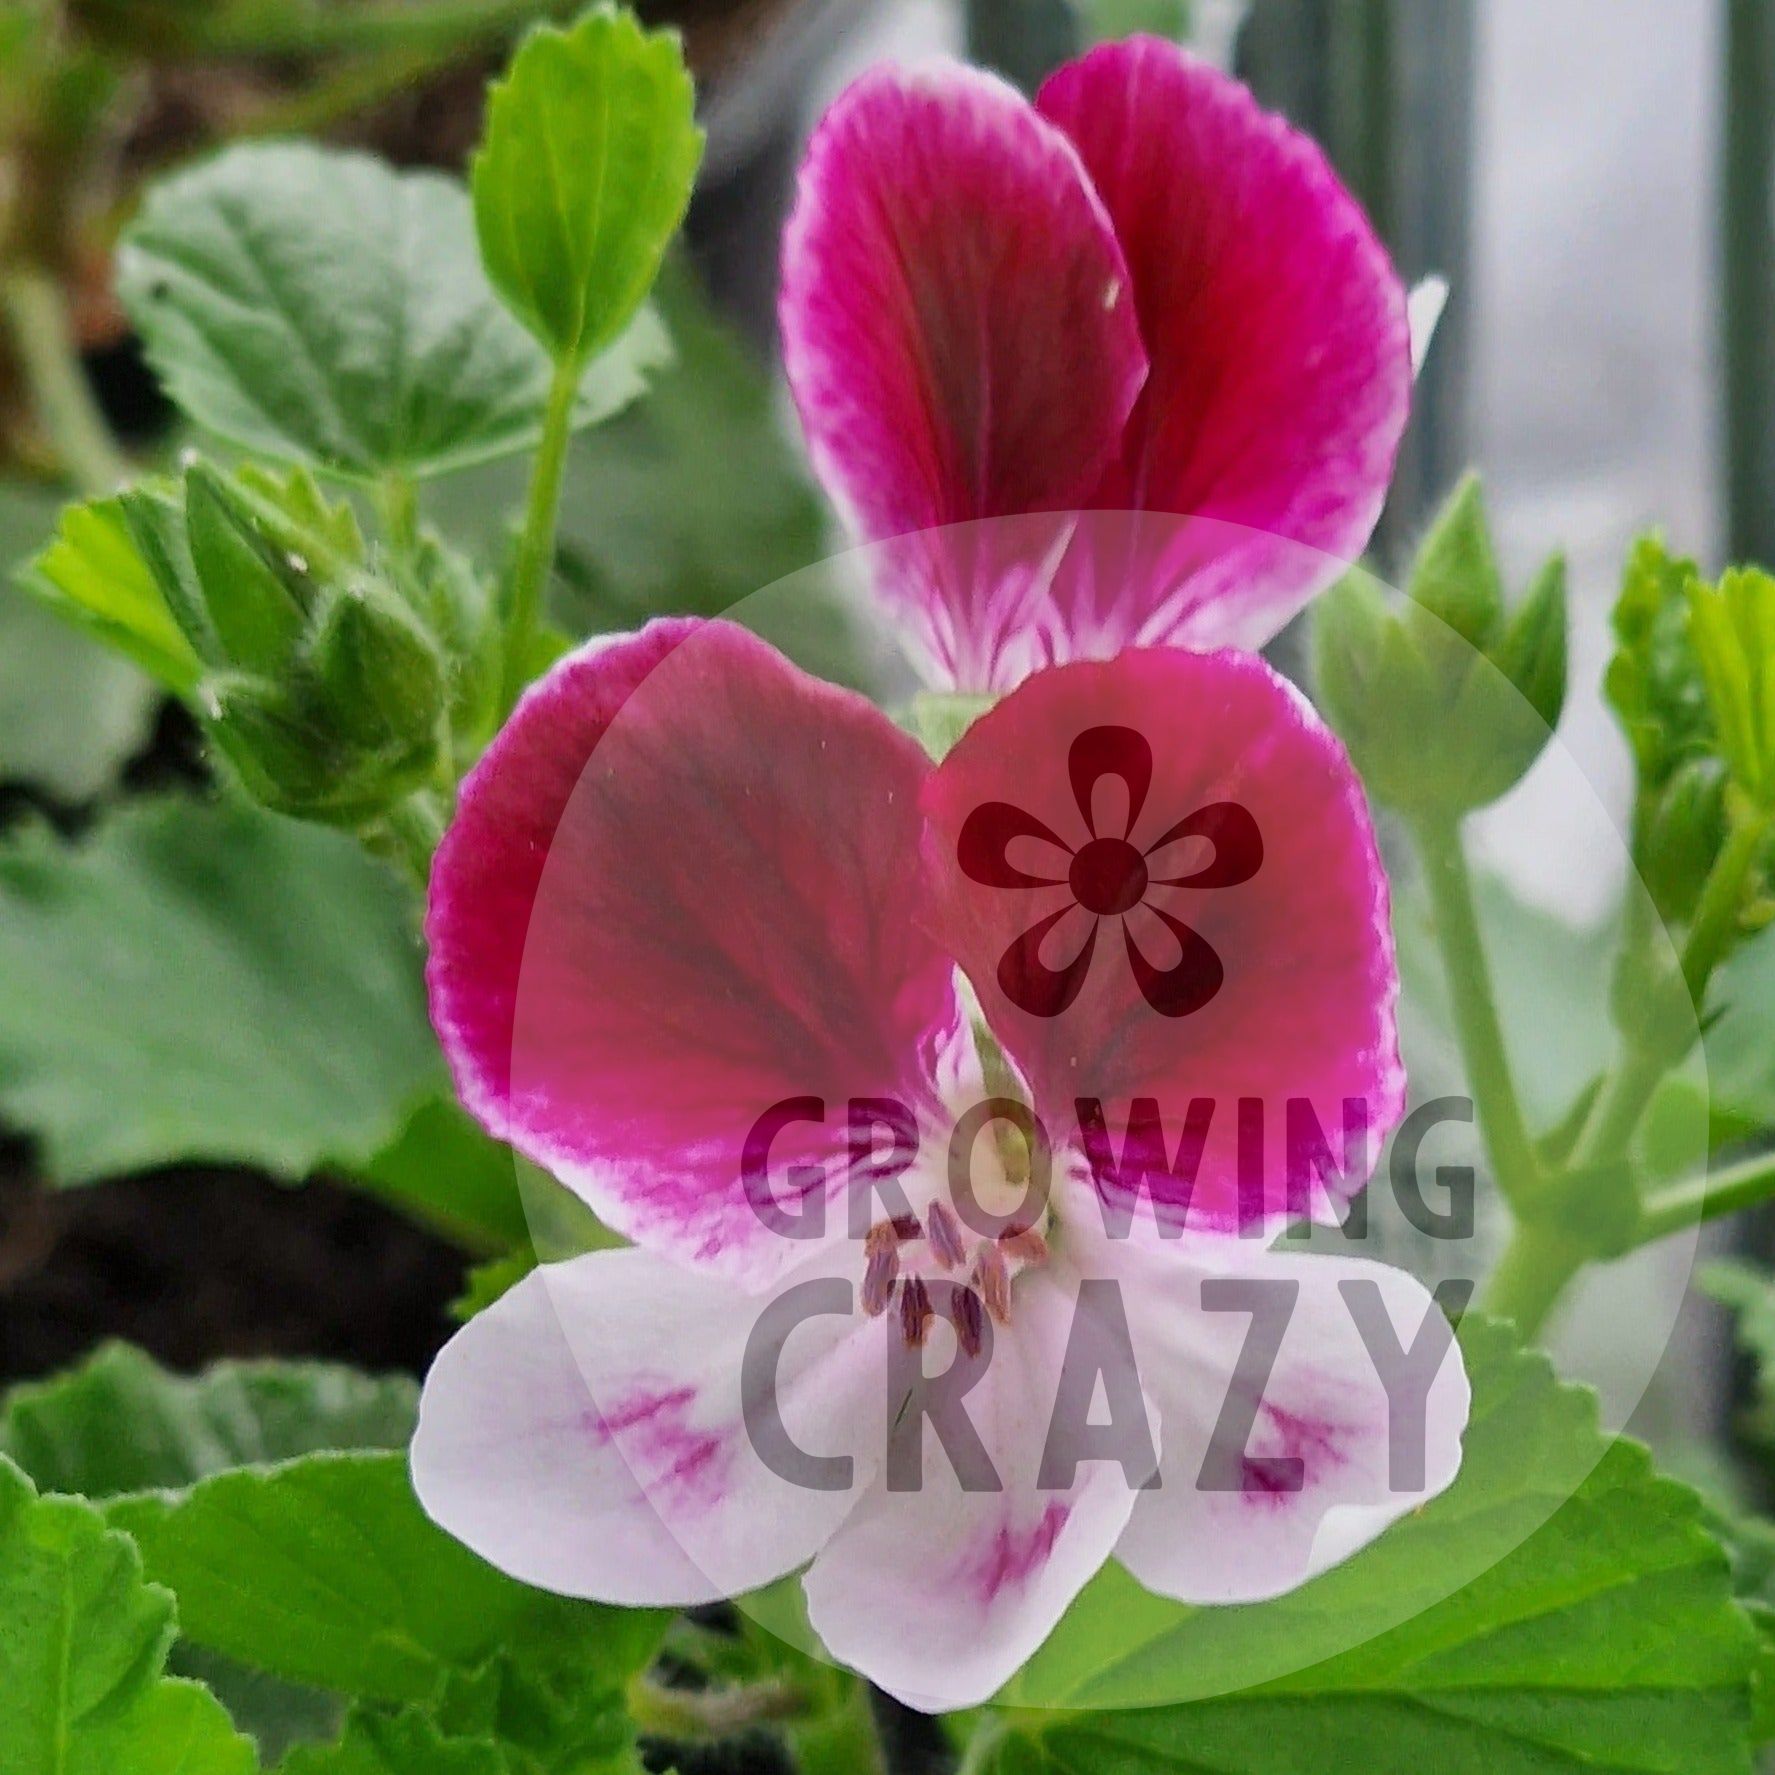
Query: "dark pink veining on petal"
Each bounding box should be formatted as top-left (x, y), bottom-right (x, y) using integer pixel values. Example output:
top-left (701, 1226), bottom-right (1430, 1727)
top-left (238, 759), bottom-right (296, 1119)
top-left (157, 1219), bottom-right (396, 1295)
top-left (585, 1380), bottom-right (731, 1512)
top-left (963, 1501), bottom-right (1074, 1604)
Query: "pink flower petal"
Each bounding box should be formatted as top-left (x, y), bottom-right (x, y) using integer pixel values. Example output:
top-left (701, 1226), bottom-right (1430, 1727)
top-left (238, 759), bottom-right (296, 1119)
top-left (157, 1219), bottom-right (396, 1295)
top-left (427, 618), bottom-right (960, 1287)
top-left (921, 649), bottom-right (1403, 1235)
top-left (780, 60), bottom-right (1147, 687)
top-left (802, 1267), bottom-right (1147, 1710)
top-left (1034, 39), bottom-right (1411, 654)
top-left (1105, 1241), bottom-right (1468, 1603)
top-left (411, 1248), bottom-right (882, 1605)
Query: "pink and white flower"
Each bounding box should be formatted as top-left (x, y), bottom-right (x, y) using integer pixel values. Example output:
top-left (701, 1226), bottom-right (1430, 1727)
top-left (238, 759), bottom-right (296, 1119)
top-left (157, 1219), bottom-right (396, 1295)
top-left (411, 619), bottom-right (1467, 1711)
top-left (779, 37), bottom-right (1412, 691)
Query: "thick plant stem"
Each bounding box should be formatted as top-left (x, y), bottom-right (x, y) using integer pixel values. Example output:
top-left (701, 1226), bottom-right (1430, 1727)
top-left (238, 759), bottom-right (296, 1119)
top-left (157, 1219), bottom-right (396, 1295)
top-left (1, 271), bottom-right (129, 496)
top-left (1480, 1221), bottom-right (1587, 1341)
top-left (500, 354), bottom-right (578, 715)
top-left (1411, 813), bottom-right (1541, 1208)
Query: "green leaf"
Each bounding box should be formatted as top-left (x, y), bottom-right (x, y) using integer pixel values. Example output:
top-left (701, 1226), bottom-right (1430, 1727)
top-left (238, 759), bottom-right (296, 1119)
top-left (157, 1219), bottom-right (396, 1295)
top-left (281, 1708), bottom-right (509, 1775)
top-left (992, 1319), bottom-right (1756, 1773)
top-left (472, 6), bottom-right (702, 366)
top-left (118, 142), bottom-right (667, 480)
top-left (20, 488), bottom-right (204, 694)
top-left (0, 1343), bottom-right (416, 1498)
top-left (0, 1457), bottom-right (256, 1775)
top-left (0, 482), bottom-right (160, 802)
top-left (0, 797), bottom-right (440, 1183)
top-left (352, 1096), bottom-right (528, 1254)
top-left (435, 1656), bottom-right (638, 1773)
top-left (106, 1452), bottom-right (667, 1707)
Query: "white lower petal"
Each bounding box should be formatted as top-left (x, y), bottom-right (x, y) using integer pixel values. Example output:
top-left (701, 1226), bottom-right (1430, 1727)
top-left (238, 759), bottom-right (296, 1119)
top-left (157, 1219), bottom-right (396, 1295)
top-left (1109, 1241), bottom-right (1469, 1605)
top-left (803, 1267), bottom-right (1151, 1711)
top-left (411, 1247), bottom-right (882, 1606)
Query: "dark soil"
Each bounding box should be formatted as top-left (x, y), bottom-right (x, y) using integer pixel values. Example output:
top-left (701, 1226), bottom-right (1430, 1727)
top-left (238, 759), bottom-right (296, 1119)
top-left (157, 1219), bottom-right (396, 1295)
top-left (0, 1146), bottom-right (465, 1385)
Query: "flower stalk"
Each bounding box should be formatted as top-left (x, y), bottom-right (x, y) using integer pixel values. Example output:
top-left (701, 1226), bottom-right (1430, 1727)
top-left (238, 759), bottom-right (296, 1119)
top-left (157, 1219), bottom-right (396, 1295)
top-left (1410, 811), bottom-right (1541, 1209)
top-left (500, 353), bottom-right (579, 714)
top-left (1, 271), bottom-right (129, 496)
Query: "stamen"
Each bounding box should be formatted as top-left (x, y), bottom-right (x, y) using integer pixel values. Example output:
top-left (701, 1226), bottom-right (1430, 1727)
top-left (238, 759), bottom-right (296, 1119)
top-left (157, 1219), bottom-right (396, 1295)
top-left (999, 1226), bottom-right (1049, 1266)
top-left (862, 1242), bottom-right (899, 1316)
top-left (865, 1215), bottom-right (920, 1258)
top-left (925, 1200), bottom-right (966, 1270)
top-left (950, 1284), bottom-right (986, 1357)
top-left (900, 1276), bottom-right (933, 1348)
top-left (974, 1242), bottom-right (1011, 1323)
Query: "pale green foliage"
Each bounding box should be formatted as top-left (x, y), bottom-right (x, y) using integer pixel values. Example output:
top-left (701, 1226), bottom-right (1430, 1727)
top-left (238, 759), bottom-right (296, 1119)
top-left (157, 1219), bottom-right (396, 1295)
top-left (472, 6), bottom-right (703, 366)
top-left (119, 142), bottom-right (667, 479)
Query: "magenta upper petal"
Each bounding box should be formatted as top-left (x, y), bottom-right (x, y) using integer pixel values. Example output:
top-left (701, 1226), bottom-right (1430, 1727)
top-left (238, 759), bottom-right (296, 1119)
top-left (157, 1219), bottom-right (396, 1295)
top-left (427, 618), bottom-right (959, 1287)
top-left (780, 59), bottom-right (1147, 685)
top-left (1034, 39), bottom-right (1411, 655)
top-left (921, 648), bottom-right (1403, 1235)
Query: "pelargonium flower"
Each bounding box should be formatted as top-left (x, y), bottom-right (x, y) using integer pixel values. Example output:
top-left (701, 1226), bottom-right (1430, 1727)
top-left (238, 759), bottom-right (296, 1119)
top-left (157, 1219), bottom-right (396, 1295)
top-left (780, 37), bottom-right (1412, 691)
top-left (411, 619), bottom-right (1467, 1711)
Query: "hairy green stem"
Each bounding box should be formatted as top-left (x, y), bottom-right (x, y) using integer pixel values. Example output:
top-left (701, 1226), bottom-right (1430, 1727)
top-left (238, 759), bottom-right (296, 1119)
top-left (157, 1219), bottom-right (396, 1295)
top-left (1, 270), bottom-right (129, 495)
top-left (1635, 1145), bottom-right (1775, 1246)
top-left (377, 471), bottom-right (420, 557)
top-left (378, 792), bottom-right (446, 890)
top-left (188, 0), bottom-right (580, 59)
top-left (1681, 803), bottom-right (1770, 997)
top-left (1410, 812), bottom-right (1542, 1207)
top-left (500, 355), bottom-right (578, 714)
top-left (1579, 807), bottom-right (1770, 1170)
top-left (627, 1674), bottom-right (812, 1740)
top-left (1487, 808), bottom-right (1773, 1335)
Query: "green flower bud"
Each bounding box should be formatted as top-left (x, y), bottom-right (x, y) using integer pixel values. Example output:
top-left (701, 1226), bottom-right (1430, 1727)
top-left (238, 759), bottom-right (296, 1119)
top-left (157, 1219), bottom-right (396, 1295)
top-left (1637, 755), bottom-right (1730, 925)
top-left (1690, 566), bottom-right (1775, 810)
top-left (1606, 537), bottom-right (1775, 935)
top-left (1312, 475), bottom-right (1567, 818)
top-left (182, 464), bottom-right (311, 676)
top-left (167, 461), bottom-right (449, 825)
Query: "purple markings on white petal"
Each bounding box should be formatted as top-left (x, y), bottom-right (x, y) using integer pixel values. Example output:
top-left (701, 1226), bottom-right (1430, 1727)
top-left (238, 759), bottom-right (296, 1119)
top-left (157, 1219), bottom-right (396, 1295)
top-left (584, 1381), bottom-right (730, 1509)
top-left (1240, 1402), bottom-right (1347, 1509)
top-left (965, 1502), bottom-right (1073, 1604)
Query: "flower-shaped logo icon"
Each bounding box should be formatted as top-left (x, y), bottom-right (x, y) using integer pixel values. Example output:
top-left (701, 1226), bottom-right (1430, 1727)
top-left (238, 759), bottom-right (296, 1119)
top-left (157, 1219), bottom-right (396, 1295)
top-left (956, 725), bottom-right (1263, 1019)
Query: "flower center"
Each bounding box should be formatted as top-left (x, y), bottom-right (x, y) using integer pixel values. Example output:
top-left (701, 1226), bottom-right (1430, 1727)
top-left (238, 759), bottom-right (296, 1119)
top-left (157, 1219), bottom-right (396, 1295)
top-left (1069, 837), bottom-right (1148, 916)
top-left (860, 1086), bottom-right (1054, 1358)
top-left (860, 1207), bottom-right (1051, 1357)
